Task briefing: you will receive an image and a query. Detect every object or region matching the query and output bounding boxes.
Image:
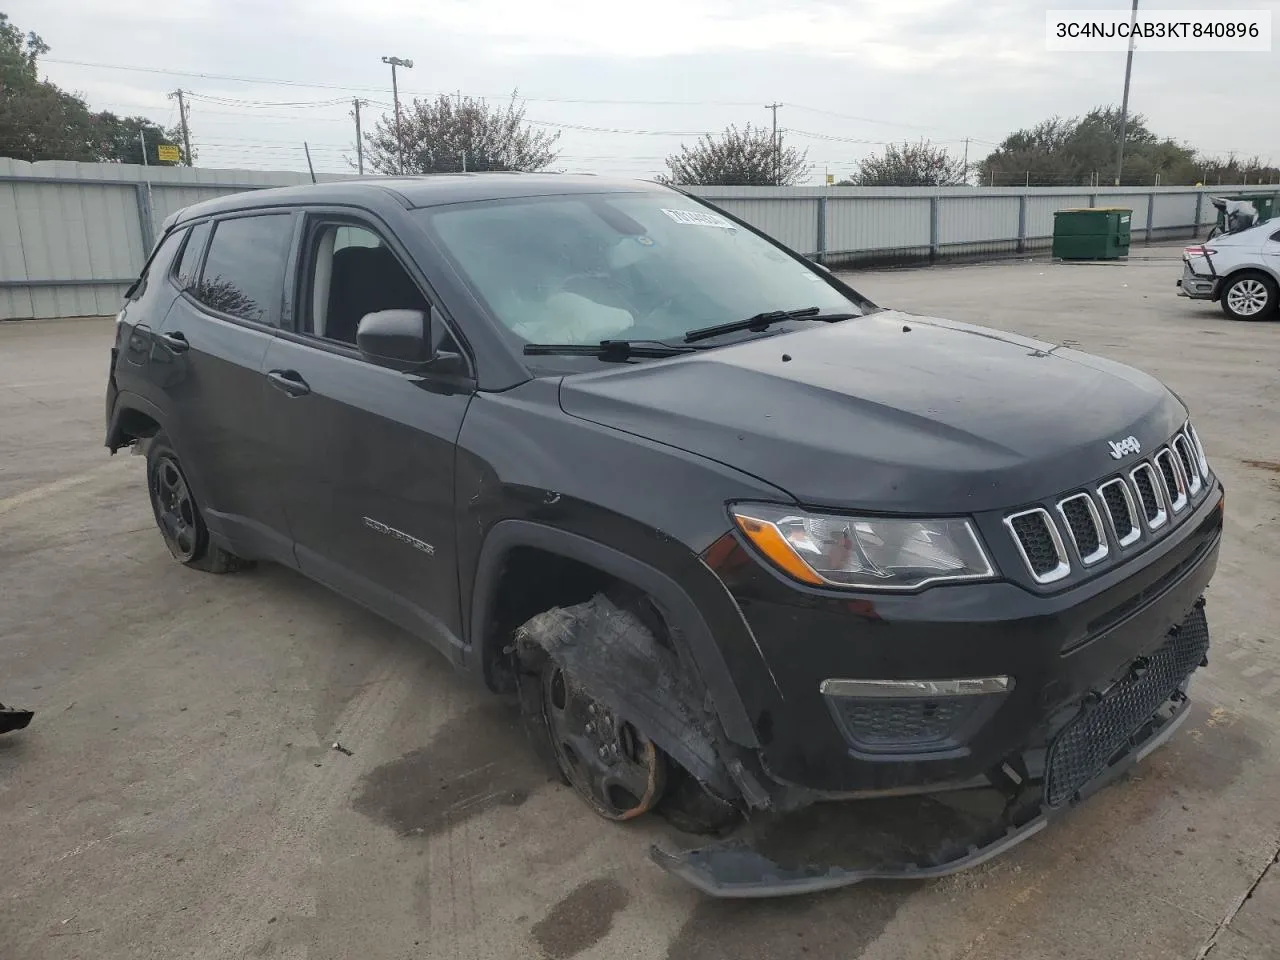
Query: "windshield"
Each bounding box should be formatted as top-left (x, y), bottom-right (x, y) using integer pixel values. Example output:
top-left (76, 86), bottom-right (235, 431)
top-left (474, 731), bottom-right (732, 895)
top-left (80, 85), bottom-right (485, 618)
top-left (418, 192), bottom-right (867, 348)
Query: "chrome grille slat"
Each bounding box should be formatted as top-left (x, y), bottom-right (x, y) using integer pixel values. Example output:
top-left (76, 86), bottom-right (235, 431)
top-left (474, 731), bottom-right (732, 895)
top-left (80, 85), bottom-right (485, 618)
top-left (1056, 493), bottom-right (1108, 565)
top-left (1174, 433), bottom-right (1202, 496)
top-left (1003, 508), bottom-right (1070, 584)
top-left (1098, 478), bottom-right (1141, 547)
top-left (1156, 448), bottom-right (1188, 513)
top-left (1186, 423), bottom-right (1210, 479)
top-left (1130, 462), bottom-right (1168, 531)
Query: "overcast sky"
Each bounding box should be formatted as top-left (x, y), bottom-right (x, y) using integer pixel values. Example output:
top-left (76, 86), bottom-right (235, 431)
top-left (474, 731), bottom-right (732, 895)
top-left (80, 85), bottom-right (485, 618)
top-left (12, 0), bottom-right (1280, 181)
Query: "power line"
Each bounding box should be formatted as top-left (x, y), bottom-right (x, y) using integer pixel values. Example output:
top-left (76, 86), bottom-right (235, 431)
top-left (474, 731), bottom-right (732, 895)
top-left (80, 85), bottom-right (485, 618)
top-left (789, 104), bottom-right (1000, 144)
top-left (41, 56), bottom-right (987, 138)
top-left (527, 120), bottom-right (712, 136)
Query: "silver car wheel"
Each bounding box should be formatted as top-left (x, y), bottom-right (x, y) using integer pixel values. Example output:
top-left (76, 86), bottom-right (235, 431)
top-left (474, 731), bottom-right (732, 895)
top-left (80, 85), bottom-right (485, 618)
top-left (1226, 278), bottom-right (1270, 316)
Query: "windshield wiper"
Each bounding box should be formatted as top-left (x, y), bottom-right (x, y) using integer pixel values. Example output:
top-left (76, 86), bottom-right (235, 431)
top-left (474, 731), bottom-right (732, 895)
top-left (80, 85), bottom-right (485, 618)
top-left (523, 339), bottom-right (696, 361)
top-left (683, 307), bottom-right (857, 344)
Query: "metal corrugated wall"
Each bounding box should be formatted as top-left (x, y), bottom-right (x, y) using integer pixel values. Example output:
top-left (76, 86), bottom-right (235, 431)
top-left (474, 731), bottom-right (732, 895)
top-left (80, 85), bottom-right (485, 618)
top-left (2, 162), bottom-right (1277, 320)
top-left (702, 196), bottom-right (819, 254)
top-left (0, 160), bottom-right (349, 320)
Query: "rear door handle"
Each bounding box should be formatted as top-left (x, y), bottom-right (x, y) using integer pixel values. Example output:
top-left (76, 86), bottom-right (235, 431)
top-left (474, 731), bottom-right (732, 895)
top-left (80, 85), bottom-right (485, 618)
top-left (266, 369), bottom-right (311, 397)
top-left (157, 331), bottom-right (189, 353)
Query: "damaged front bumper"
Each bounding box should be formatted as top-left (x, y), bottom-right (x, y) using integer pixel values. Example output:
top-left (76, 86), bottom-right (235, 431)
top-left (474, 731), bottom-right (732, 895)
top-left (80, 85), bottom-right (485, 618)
top-left (652, 600), bottom-right (1210, 897)
top-left (652, 690), bottom-right (1191, 897)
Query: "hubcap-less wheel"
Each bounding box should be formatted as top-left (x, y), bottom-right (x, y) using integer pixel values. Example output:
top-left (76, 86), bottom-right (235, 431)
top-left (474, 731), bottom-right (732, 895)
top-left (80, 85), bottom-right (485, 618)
top-left (540, 662), bottom-right (666, 820)
top-left (1226, 278), bottom-right (1270, 317)
top-left (150, 455), bottom-right (199, 561)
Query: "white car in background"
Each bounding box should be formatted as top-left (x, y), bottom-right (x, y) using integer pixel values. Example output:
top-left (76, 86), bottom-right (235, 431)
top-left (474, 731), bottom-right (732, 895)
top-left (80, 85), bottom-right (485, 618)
top-left (1178, 219), bottom-right (1280, 321)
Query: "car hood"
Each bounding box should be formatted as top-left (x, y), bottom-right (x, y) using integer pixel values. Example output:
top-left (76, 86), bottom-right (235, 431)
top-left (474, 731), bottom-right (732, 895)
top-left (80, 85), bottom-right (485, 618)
top-left (557, 311), bottom-right (1188, 513)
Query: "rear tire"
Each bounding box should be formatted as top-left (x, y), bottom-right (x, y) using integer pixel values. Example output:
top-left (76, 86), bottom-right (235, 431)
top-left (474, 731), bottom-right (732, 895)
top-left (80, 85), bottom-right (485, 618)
top-left (1220, 271), bottom-right (1279, 321)
top-left (145, 433), bottom-right (251, 574)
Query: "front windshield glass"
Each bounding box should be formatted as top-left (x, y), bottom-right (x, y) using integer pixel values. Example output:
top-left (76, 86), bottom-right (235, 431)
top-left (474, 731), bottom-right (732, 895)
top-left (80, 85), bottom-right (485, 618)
top-left (419, 192), bottom-right (865, 346)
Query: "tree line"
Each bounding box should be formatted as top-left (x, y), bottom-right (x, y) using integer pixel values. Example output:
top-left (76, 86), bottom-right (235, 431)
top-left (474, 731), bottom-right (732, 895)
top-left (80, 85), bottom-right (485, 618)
top-left (669, 108), bottom-right (1277, 187)
top-left (0, 12), bottom-right (187, 165)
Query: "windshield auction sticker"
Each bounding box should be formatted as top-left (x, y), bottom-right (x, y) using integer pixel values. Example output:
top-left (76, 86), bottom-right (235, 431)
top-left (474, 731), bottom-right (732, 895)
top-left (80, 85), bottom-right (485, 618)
top-left (1046, 9), bottom-right (1271, 51)
top-left (661, 209), bottom-right (737, 229)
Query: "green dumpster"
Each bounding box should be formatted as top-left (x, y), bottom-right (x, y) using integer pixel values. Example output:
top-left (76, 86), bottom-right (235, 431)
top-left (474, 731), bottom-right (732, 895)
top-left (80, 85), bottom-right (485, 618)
top-left (1215, 193), bottom-right (1278, 230)
top-left (1052, 208), bottom-right (1132, 260)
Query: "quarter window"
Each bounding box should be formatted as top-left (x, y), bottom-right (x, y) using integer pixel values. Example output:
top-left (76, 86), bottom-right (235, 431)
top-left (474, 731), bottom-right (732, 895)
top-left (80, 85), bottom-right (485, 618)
top-left (193, 214), bottom-right (294, 326)
top-left (173, 220), bottom-right (212, 291)
top-left (126, 226), bottom-right (187, 302)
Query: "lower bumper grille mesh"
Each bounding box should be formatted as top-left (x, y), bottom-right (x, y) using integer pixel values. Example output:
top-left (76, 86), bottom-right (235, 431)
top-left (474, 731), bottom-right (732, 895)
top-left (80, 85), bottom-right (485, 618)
top-left (1045, 604), bottom-right (1208, 807)
top-left (831, 698), bottom-right (981, 750)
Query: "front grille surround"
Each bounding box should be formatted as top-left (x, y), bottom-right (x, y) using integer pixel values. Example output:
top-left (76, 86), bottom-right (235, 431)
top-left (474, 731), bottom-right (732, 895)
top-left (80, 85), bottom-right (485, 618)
top-left (1003, 508), bottom-right (1070, 584)
top-left (1173, 434), bottom-right (1202, 496)
top-left (1156, 448), bottom-right (1188, 514)
top-left (1130, 462), bottom-right (1168, 531)
top-left (1186, 424), bottom-right (1210, 479)
top-left (1056, 493), bottom-right (1109, 565)
top-left (1003, 423), bottom-right (1214, 586)
top-left (1098, 478), bottom-right (1141, 547)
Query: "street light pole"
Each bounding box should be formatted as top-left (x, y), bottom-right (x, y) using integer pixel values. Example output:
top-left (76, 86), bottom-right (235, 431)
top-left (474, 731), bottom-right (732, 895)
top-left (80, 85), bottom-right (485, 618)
top-left (1113, 0), bottom-right (1139, 186)
top-left (381, 55), bottom-right (414, 175)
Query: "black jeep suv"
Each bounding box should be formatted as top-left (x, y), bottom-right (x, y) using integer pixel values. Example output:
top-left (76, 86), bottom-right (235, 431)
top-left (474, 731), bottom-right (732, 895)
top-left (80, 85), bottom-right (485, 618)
top-left (106, 175), bottom-right (1222, 896)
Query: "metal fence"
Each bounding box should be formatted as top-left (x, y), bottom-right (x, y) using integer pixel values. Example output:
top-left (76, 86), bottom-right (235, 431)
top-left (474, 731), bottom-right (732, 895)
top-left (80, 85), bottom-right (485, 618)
top-left (2, 158), bottom-right (1276, 320)
top-left (0, 159), bottom-right (351, 321)
top-left (694, 184), bottom-right (1279, 264)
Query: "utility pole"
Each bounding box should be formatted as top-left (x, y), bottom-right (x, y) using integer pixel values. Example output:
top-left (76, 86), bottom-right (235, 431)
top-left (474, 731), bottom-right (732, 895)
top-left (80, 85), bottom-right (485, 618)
top-left (765, 102), bottom-right (783, 185)
top-left (169, 89), bottom-right (193, 167)
top-left (962, 137), bottom-right (970, 185)
top-left (1114, 0), bottom-right (1139, 186)
top-left (381, 56), bottom-right (414, 175)
top-left (352, 98), bottom-right (365, 175)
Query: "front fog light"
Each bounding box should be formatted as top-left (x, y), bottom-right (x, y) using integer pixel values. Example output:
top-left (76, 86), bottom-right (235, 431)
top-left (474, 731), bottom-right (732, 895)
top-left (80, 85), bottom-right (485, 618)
top-left (730, 504), bottom-right (995, 590)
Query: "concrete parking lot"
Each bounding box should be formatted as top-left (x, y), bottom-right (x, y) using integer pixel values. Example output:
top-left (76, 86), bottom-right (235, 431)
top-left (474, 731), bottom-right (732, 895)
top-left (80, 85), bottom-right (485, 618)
top-left (2, 247), bottom-right (1278, 960)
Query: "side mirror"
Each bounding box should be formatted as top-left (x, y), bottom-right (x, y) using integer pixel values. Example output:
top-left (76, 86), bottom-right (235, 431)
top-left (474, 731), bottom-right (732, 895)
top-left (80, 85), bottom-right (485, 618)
top-left (356, 309), bottom-right (432, 371)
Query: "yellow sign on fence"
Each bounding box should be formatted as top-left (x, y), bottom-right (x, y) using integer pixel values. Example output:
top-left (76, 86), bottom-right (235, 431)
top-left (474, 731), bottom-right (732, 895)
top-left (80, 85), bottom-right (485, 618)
top-left (156, 144), bottom-right (181, 163)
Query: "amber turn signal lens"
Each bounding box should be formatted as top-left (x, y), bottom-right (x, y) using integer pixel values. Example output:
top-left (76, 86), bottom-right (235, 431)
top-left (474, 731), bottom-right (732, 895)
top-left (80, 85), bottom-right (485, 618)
top-left (732, 513), bottom-right (824, 585)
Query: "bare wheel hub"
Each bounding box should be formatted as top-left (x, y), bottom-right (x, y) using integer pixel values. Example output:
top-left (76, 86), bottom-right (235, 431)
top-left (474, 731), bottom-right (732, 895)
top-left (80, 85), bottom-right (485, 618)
top-left (540, 662), bottom-right (666, 820)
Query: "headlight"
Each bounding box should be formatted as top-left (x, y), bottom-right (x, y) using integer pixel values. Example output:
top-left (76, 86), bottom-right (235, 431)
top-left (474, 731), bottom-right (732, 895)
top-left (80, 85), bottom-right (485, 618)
top-left (729, 504), bottom-right (995, 590)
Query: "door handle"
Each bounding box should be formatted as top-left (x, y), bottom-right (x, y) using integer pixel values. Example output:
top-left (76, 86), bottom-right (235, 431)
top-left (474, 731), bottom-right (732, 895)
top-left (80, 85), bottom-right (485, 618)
top-left (157, 331), bottom-right (189, 353)
top-left (266, 369), bottom-right (311, 397)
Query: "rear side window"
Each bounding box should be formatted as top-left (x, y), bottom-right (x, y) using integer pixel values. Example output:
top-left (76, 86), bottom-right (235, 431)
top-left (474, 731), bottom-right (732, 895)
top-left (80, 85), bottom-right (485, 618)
top-left (193, 214), bottom-right (294, 326)
top-left (173, 220), bottom-right (213, 290)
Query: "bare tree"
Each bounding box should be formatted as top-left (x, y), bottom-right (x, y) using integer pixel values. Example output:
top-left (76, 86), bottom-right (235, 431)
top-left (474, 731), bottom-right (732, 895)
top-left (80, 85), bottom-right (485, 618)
top-left (662, 124), bottom-right (809, 186)
top-left (363, 92), bottom-right (559, 175)
top-left (847, 141), bottom-right (967, 187)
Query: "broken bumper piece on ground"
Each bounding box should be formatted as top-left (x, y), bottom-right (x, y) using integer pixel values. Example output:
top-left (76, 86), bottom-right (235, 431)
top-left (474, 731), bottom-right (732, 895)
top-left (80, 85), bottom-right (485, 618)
top-left (0, 703), bottom-right (34, 734)
top-left (651, 693), bottom-right (1192, 898)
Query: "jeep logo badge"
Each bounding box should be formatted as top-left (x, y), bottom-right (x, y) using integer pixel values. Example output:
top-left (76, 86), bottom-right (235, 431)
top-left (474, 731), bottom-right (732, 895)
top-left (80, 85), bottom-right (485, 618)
top-left (1108, 436), bottom-right (1142, 460)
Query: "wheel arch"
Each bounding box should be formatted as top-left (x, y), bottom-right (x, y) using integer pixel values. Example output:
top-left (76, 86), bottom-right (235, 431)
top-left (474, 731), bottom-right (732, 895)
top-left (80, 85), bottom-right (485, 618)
top-left (106, 391), bottom-right (167, 452)
top-left (468, 519), bottom-right (759, 753)
top-left (1218, 267), bottom-right (1279, 314)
